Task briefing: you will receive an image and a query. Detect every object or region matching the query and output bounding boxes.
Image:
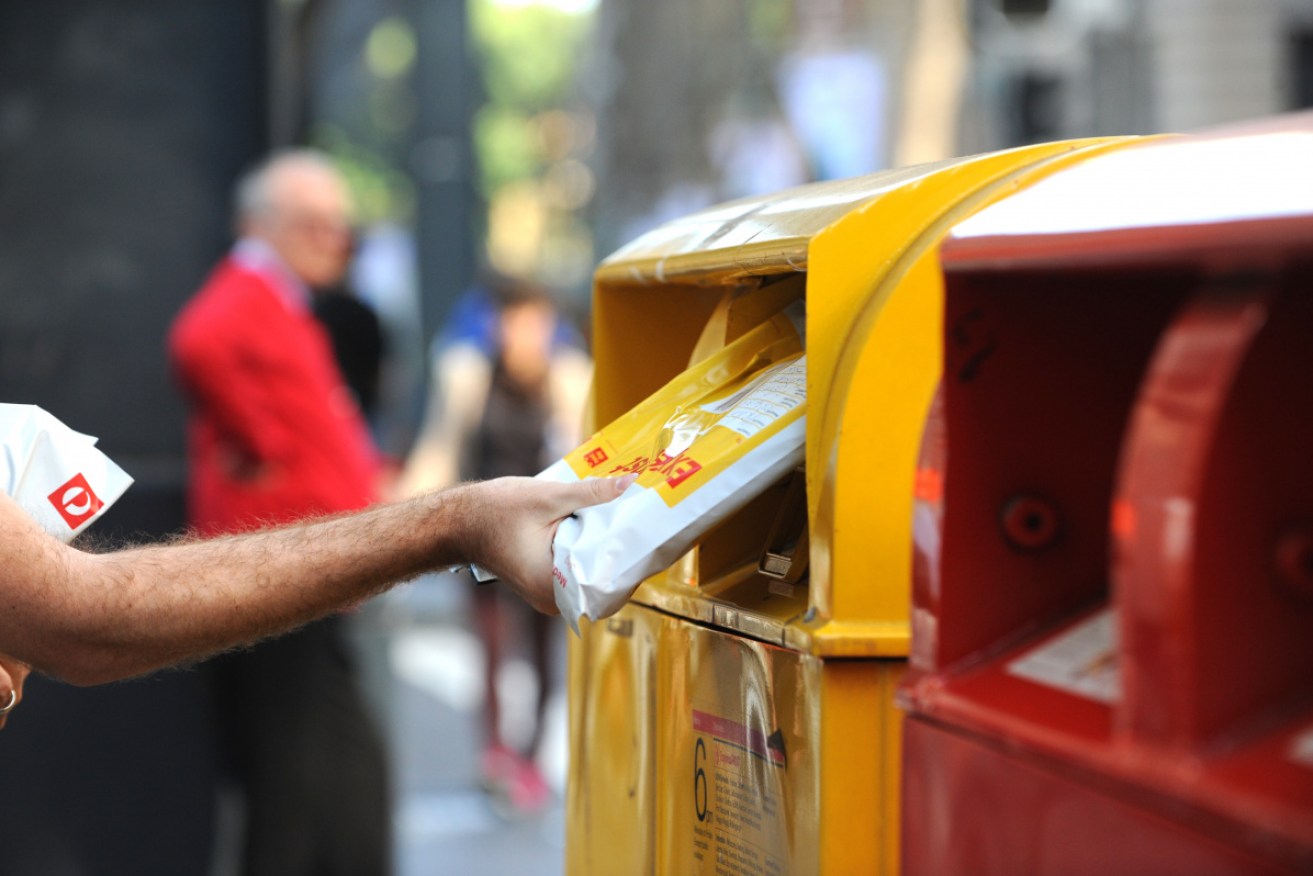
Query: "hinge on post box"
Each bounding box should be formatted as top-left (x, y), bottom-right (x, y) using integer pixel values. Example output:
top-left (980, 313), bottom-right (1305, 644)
top-left (758, 467), bottom-right (809, 596)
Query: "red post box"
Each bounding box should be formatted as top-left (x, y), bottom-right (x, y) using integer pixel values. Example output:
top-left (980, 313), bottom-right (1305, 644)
top-left (900, 113), bottom-right (1313, 875)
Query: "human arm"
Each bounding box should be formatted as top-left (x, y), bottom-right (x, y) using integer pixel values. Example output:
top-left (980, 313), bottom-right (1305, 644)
top-left (0, 475), bottom-right (630, 686)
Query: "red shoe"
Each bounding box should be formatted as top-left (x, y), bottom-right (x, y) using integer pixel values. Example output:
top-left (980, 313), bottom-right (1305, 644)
top-left (506, 757), bottom-right (551, 814)
top-left (481, 743), bottom-right (519, 791)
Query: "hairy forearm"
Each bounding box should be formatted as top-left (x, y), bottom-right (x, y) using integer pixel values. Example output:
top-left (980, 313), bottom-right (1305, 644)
top-left (0, 474), bottom-right (621, 687)
top-left (11, 488), bottom-right (479, 685)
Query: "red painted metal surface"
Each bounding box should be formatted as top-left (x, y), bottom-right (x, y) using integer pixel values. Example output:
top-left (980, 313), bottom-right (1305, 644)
top-left (901, 114), bottom-right (1313, 875)
top-left (1112, 270), bottom-right (1313, 854)
top-left (901, 260), bottom-right (1191, 723)
top-left (902, 718), bottom-right (1296, 876)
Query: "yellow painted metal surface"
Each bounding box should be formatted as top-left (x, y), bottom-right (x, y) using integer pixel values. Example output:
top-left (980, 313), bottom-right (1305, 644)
top-left (568, 134), bottom-right (1164, 875)
top-left (568, 603), bottom-right (907, 875)
top-left (818, 659), bottom-right (906, 874)
top-left (594, 160), bottom-right (964, 288)
top-left (569, 602), bottom-right (907, 874)
top-left (590, 280), bottom-right (723, 431)
top-left (566, 606), bottom-right (661, 874)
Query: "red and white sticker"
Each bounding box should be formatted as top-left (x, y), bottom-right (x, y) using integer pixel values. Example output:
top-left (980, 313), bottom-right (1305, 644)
top-left (1007, 608), bottom-right (1121, 704)
top-left (48, 473), bottom-right (104, 530)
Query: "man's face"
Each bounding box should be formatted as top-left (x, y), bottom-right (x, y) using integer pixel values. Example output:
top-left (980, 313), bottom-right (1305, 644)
top-left (249, 164), bottom-right (353, 289)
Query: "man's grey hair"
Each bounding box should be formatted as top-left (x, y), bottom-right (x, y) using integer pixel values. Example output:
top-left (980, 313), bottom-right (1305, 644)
top-left (232, 148), bottom-right (342, 225)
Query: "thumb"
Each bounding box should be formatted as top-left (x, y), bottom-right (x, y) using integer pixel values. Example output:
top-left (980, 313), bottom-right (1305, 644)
top-left (568, 473), bottom-right (637, 511)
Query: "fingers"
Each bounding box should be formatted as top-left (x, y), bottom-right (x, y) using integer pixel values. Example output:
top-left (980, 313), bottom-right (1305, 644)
top-left (456, 474), bottom-right (633, 618)
top-left (568, 473), bottom-right (637, 511)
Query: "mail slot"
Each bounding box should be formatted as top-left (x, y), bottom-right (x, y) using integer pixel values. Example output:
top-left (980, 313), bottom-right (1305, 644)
top-left (900, 113), bottom-right (1313, 875)
top-left (565, 135), bottom-right (1148, 874)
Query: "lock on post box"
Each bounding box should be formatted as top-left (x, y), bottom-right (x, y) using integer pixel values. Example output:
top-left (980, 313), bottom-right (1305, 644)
top-left (566, 135), bottom-right (1148, 875)
top-left (900, 114), bottom-right (1313, 875)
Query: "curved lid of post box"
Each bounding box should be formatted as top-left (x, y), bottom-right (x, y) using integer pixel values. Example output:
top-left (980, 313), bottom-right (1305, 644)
top-left (595, 158), bottom-right (966, 286)
top-left (943, 112), bottom-right (1313, 271)
top-left (588, 156), bottom-right (992, 436)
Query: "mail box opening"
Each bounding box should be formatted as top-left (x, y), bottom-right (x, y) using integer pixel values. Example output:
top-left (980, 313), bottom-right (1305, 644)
top-left (586, 271), bottom-right (811, 628)
top-left (655, 275), bottom-right (810, 614)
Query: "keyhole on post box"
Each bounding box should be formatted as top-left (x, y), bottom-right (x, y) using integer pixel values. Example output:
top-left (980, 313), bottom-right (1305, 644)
top-left (1001, 495), bottom-right (1061, 552)
top-left (1275, 528), bottom-right (1313, 601)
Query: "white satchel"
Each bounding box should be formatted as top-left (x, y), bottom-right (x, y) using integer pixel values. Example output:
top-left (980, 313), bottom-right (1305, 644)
top-left (0, 404), bottom-right (133, 542)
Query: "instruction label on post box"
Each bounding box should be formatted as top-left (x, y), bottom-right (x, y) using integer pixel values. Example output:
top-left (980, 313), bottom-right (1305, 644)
top-left (691, 709), bottom-right (786, 876)
top-left (666, 620), bottom-right (819, 876)
top-left (1007, 608), bottom-right (1121, 704)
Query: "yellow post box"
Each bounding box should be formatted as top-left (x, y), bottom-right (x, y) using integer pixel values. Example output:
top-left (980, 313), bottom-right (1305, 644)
top-left (567, 135), bottom-right (1155, 875)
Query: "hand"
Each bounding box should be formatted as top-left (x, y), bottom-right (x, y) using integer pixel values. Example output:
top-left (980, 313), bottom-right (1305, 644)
top-left (457, 475), bottom-right (634, 615)
top-left (0, 653), bottom-right (31, 730)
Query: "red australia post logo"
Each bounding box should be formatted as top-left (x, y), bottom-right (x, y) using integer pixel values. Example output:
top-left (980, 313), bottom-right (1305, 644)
top-left (607, 451), bottom-right (702, 489)
top-left (48, 473), bottom-right (103, 530)
top-left (583, 447), bottom-right (609, 468)
top-left (651, 450), bottom-right (702, 488)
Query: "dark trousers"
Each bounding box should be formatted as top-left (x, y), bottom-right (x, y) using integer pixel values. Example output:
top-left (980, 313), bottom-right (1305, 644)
top-left (212, 616), bottom-right (392, 876)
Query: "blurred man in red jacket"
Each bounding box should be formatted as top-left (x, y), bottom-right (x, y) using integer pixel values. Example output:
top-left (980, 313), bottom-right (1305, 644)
top-left (170, 150), bottom-right (391, 876)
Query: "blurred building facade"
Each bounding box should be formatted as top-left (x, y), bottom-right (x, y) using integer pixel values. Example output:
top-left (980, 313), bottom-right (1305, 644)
top-left (958, 0), bottom-right (1313, 152)
top-left (585, 0), bottom-right (1313, 262)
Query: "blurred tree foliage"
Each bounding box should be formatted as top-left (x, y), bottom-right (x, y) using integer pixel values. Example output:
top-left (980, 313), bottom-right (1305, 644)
top-left (314, 123), bottom-right (417, 226)
top-left (470, 0), bottom-right (593, 197)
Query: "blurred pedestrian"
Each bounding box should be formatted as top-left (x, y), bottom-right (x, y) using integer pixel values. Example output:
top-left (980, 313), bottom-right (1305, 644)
top-left (313, 271), bottom-right (399, 497)
top-left (169, 149), bottom-right (392, 876)
top-left (313, 282), bottom-right (386, 424)
top-left (402, 277), bottom-right (590, 813)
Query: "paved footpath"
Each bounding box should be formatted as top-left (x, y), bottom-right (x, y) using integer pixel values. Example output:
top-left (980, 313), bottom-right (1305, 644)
top-left (382, 580), bottom-right (568, 876)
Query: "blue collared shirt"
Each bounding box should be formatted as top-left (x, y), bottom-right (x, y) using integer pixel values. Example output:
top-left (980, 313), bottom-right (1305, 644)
top-left (231, 237), bottom-right (311, 313)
